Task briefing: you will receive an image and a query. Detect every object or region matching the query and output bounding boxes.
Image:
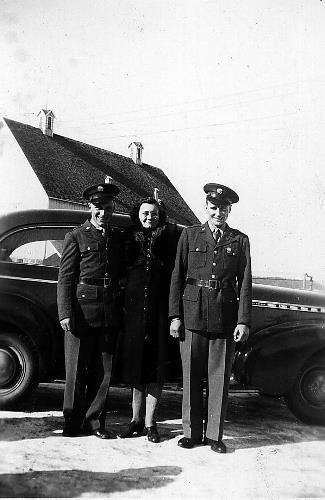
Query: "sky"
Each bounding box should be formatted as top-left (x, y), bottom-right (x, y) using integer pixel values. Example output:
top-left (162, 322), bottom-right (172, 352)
top-left (1, 0), bottom-right (325, 283)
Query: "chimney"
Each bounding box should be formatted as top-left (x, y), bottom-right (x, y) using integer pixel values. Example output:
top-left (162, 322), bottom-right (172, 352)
top-left (128, 142), bottom-right (143, 165)
top-left (38, 109), bottom-right (55, 137)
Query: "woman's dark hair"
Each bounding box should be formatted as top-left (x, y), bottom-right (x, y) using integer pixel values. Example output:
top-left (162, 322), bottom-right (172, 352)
top-left (130, 197), bottom-right (167, 227)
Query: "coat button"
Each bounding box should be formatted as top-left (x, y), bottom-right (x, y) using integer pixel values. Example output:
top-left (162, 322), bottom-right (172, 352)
top-left (195, 248), bottom-right (199, 251)
top-left (213, 262), bottom-right (216, 266)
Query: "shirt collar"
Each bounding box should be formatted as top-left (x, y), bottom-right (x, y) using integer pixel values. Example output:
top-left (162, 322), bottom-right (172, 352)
top-left (90, 220), bottom-right (106, 234)
top-left (207, 221), bottom-right (225, 237)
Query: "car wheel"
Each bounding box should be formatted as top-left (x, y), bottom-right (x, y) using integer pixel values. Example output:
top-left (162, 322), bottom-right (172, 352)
top-left (0, 331), bottom-right (39, 409)
top-left (285, 355), bottom-right (325, 425)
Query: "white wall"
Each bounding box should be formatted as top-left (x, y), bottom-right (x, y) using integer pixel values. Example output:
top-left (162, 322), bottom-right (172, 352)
top-left (0, 121), bottom-right (49, 215)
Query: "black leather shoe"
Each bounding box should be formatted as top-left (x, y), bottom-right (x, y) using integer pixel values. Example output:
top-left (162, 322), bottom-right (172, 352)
top-left (146, 425), bottom-right (160, 443)
top-left (177, 437), bottom-right (203, 449)
top-left (118, 420), bottom-right (145, 439)
top-left (92, 429), bottom-right (114, 439)
top-left (62, 427), bottom-right (85, 437)
top-left (210, 439), bottom-right (227, 453)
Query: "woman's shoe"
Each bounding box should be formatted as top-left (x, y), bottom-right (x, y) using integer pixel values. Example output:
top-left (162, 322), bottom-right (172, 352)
top-left (146, 425), bottom-right (160, 443)
top-left (118, 420), bottom-right (145, 439)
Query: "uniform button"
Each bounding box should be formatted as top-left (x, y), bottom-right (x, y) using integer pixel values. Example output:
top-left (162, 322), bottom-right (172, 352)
top-left (105, 273), bottom-right (108, 276)
top-left (211, 275), bottom-right (216, 278)
top-left (87, 246), bottom-right (90, 250)
top-left (82, 294), bottom-right (85, 298)
top-left (214, 250), bottom-right (217, 254)
top-left (196, 248), bottom-right (199, 251)
top-left (213, 262), bottom-right (216, 266)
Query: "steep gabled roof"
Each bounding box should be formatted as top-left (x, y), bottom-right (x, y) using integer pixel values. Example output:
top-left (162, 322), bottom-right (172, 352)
top-left (4, 118), bottom-right (199, 225)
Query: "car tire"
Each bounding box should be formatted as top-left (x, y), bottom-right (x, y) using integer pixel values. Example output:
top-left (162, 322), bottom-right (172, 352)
top-left (0, 331), bottom-right (39, 409)
top-left (285, 354), bottom-right (325, 425)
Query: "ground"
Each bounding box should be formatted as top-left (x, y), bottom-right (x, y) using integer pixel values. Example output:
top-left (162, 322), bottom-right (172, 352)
top-left (1, 384), bottom-right (325, 498)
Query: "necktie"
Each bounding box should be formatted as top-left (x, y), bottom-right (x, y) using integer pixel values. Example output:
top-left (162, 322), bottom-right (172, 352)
top-left (214, 229), bottom-right (221, 242)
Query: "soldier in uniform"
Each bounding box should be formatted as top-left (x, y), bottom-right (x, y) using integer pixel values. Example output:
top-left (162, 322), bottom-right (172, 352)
top-left (57, 183), bottom-right (123, 438)
top-left (169, 183), bottom-right (252, 453)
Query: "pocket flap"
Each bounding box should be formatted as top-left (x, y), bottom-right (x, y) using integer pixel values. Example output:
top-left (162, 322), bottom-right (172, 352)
top-left (77, 286), bottom-right (98, 300)
top-left (80, 242), bottom-right (99, 253)
top-left (189, 244), bottom-right (207, 253)
top-left (183, 284), bottom-right (200, 302)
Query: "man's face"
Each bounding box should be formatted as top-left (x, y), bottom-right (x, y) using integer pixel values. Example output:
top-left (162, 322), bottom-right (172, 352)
top-left (206, 200), bottom-right (231, 229)
top-left (138, 202), bottom-right (159, 229)
top-left (89, 199), bottom-right (114, 227)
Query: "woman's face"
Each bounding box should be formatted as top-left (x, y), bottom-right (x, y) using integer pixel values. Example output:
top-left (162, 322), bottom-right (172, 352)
top-left (138, 202), bottom-right (159, 229)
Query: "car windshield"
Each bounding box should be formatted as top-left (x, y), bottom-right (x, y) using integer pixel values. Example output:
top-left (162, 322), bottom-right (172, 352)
top-left (0, 225), bottom-right (74, 266)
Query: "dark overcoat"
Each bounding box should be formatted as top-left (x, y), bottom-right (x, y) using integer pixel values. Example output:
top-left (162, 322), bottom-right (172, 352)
top-left (57, 220), bottom-right (124, 333)
top-left (169, 222), bottom-right (252, 337)
top-left (119, 222), bottom-right (180, 385)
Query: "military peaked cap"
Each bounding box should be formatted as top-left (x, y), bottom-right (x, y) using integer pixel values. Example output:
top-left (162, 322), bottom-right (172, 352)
top-left (83, 183), bottom-right (120, 202)
top-left (204, 183), bottom-right (239, 205)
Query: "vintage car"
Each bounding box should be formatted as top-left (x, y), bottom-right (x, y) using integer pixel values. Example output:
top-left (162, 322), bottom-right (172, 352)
top-left (0, 209), bottom-right (324, 425)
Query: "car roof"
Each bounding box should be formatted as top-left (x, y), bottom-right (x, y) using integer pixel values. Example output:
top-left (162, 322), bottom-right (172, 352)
top-left (0, 209), bottom-right (131, 239)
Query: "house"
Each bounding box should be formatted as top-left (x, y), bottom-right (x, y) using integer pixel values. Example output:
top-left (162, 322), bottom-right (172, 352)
top-left (1, 110), bottom-right (199, 226)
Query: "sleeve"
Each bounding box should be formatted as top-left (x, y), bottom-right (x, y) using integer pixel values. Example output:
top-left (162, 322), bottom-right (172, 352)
top-left (57, 232), bottom-right (80, 321)
top-left (236, 235), bottom-right (252, 327)
top-left (168, 227), bottom-right (189, 319)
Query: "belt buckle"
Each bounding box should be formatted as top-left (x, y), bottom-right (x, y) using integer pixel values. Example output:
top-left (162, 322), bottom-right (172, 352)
top-left (208, 279), bottom-right (218, 289)
top-left (103, 277), bottom-right (111, 288)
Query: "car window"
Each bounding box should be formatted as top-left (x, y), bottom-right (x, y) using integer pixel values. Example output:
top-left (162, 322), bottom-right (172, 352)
top-left (0, 226), bottom-right (74, 267)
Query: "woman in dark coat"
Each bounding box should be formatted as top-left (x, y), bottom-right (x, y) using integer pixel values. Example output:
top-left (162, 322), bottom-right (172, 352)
top-left (118, 197), bottom-right (180, 443)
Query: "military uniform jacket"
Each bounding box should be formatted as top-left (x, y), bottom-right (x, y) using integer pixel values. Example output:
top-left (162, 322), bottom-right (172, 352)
top-left (57, 220), bottom-right (124, 331)
top-left (169, 222), bottom-right (252, 337)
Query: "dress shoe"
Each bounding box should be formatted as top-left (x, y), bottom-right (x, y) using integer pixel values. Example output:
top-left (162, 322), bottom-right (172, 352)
top-left (209, 439), bottom-right (227, 453)
top-left (177, 437), bottom-right (203, 449)
top-left (146, 425), bottom-right (160, 443)
top-left (62, 427), bottom-right (85, 437)
top-left (92, 429), bottom-right (114, 439)
top-left (118, 420), bottom-right (145, 439)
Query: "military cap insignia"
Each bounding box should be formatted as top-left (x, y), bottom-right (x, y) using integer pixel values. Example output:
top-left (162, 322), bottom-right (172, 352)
top-left (83, 182), bottom-right (120, 201)
top-left (203, 183), bottom-right (239, 204)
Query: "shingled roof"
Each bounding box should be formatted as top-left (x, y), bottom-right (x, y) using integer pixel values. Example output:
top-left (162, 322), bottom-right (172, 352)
top-left (4, 118), bottom-right (199, 226)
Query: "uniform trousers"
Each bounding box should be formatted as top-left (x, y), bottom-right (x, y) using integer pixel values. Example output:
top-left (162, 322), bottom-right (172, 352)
top-left (63, 328), bottom-right (113, 432)
top-left (180, 329), bottom-right (235, 441)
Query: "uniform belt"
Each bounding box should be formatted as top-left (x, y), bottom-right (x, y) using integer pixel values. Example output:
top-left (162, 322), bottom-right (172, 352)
top-left (186, 277), bottom-right (233, 290)
top-left (79, 277), bottom-right (112, 288)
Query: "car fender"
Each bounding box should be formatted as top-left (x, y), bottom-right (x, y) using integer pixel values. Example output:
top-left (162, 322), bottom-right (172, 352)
top-left (0, 291), bottom-right (62, 378)
top-left (233, 320), bottom-right (325, 394)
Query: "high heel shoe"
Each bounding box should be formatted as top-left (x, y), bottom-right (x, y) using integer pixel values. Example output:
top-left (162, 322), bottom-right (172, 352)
top-left (118, 420), bottom-right (145, 439)
top-left (146, 425), bottom-right (160, 443)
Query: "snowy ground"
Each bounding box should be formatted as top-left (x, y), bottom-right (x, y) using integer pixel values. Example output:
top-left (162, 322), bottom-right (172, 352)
top-left (1, 384), bottom-right (325, 498)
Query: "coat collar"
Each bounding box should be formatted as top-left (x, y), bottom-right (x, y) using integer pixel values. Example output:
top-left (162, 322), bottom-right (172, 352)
top-left (202, 222), bottom-right (238, 247)
top-left (81, 219), bottom-right (109, 241)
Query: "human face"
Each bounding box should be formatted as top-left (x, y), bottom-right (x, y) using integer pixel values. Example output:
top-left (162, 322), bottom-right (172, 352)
top-left (206, 200), bottom-right (231, 229)
top-left (89, 199), bottom-right (114, 227)
top-left (138, 202), bottom-right (159, 229)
